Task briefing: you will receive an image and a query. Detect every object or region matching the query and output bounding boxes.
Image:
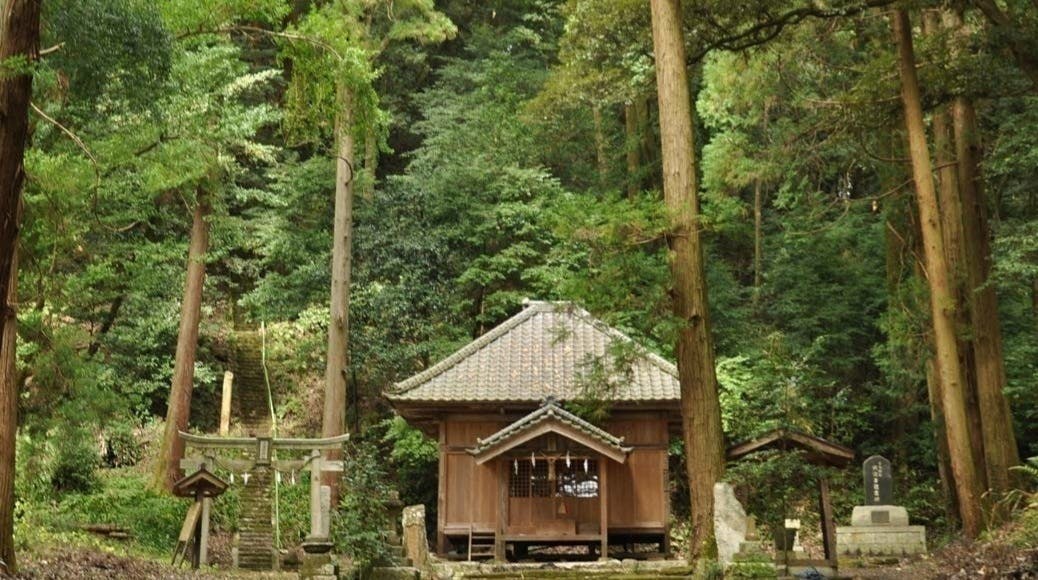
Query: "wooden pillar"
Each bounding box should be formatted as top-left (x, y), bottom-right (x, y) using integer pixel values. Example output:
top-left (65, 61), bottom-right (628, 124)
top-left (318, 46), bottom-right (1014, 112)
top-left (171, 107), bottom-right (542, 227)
top-left (599, 457), bottom-right (609, 560)
top-left (495, 458), bottom-right (508, 561)
top-left (309, 450), bottom-right (323, 538)
top-left (436, 422), bottom-right (447, 555)
top-left (818, 477), bottom-right (836, 564)
top-left (661, 446), bottom-right (670, 554)
top-left (199, 496), bottom-right (212, 566)
top-left (219, 371), bottom-right (233, 435)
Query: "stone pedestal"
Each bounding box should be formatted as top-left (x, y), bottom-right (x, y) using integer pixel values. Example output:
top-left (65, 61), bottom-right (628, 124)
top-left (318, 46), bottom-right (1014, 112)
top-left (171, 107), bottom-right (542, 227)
top-left (851, 505), bottom-right (909, 526)
top-left (299, 552), bottom-right (338, 580)
top-left (837, 505), bottom-right (925, 558)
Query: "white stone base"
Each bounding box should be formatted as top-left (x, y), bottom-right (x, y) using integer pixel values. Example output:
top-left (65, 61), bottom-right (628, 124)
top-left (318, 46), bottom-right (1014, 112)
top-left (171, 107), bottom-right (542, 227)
top-left (851, 505), bottom-right (909, 526)
top-left (836, 524), bottom-right (926, 556)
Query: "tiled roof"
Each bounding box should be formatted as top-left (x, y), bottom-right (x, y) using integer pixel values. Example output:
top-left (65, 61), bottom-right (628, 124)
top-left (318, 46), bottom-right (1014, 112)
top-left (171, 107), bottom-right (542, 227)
top-left (386, 300), bottom-right (679, 403)
top-left (468, 399), bottom-right (633, 458)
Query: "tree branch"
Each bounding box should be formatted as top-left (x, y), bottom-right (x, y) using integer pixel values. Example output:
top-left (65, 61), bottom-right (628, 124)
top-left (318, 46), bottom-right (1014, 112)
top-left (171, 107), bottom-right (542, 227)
top-left (688, 0), bottom-right (899, 63)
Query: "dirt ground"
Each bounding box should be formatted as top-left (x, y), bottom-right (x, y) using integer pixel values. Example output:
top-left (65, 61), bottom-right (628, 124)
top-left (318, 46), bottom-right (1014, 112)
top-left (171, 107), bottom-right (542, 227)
top-left (6, 539), bottom-right (1037, 579)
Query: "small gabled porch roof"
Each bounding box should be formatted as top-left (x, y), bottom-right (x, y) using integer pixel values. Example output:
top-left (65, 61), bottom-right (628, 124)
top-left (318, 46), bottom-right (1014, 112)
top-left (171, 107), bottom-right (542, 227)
top-left (468, 399), bottom-right (633, 465)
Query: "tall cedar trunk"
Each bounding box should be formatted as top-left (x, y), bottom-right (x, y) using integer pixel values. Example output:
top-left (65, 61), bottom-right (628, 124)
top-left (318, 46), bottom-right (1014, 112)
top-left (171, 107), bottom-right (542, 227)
top-left (0, 253), bottom-right (19, 575)
top-left (926, 356), bottom-right (961, 524)
top-left (625, 101), bottom-right (641, 198)
top-left (928, 74), bottom-right (990, 490)
top-left (952, 89), bottom-right (1020, 495)
top-left (155, 195), bottom-right (211, 491)
top-left (907, 200), bottom-right (962, 524)
top-left (592, 105), bottom-right (608, 188)
top-left (650, 0), bottom-right (725, 561)
top-left (0, 1), bottom-right (41, 570)
top-left (322, 85), bottom-right (355, 495)
top-left (892, 9), bottom-right (984, 537)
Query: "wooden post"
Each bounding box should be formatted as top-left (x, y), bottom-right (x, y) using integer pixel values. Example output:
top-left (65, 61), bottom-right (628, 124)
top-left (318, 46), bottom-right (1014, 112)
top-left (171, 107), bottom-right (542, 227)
top-left (495, 458), bottom-right (507, 562)
top-left (219, 371), bottom-right (233, 435)
top-left (309, 450), bottom-right (323, 539)
top-left (199, 497), bottom-right (211, 566)
top-left (818, 477), bottom-right (836, 564)
top-left (599, 457), bottom-right (609, 560)
top-left (437, 421), bottom-right (447, 555)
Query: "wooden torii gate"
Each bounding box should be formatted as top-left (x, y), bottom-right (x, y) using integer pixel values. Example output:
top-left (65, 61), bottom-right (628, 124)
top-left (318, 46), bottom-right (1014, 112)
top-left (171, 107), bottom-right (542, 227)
top-left (178, 431), bottom-right (350, 563)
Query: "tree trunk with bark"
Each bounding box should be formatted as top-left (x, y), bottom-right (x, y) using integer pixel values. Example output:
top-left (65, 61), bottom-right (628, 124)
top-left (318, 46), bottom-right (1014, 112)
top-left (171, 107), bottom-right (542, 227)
top-left (650, 0), bottom-right (725, 561)
top-left (952, 91), bottom-right (1020, 495)
top-left (0, 254), bottom-right (19, 575)
top-left (928, 78), bottom-right (990, 491)
top-left (892, 8), bottom-right (984, 538)
top-left (0, 0), bottom-right (41, 571)
top-left (154, 195), bottom-right (211, 492)
top-left (323, 85), bottom-right (355, 496)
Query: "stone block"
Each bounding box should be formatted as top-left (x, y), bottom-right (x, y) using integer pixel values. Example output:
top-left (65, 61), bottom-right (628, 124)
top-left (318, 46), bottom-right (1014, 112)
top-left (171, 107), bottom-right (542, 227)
top-left (713, 482), bottom-right (747, 566)
top-left (370, 566), bottom-right (420, 580)
top-left (836, 525), bottom-right (926, 557)
top-left (402, 504), bottom-right (429, 569)
top-left (851, 505), bottom-right (909, 526)
top-left (299, 552), bottom-right (337, 579)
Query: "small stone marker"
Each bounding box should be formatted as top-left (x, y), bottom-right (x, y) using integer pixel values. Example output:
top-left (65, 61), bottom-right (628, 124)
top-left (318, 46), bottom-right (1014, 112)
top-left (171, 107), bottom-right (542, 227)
top-left (863, 455), bottom-right (892, 505)
top-left (402, 505), bottom-right (429, 569)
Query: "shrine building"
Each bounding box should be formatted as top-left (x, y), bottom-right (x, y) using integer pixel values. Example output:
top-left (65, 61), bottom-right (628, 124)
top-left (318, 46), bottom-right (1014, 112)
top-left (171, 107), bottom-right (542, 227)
top-left (385, 300), bottom-right (681, 560)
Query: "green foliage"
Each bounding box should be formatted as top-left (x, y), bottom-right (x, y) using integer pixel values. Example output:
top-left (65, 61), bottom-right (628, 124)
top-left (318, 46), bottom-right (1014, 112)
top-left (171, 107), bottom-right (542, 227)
top-left (726, 554), bottom-right (778, 579)
top-left (51, 433), bottom-right (99, 494)
top-left (381, 417), bottom-right (438, 522)
top-left (332, 442), bottom-right (393, 571)
top-left (18, 469), bottom-right (187, 555)
top-left (44, 0), bottom-right (173, 110)
top-left (102, 422), bottom-right (146, 468)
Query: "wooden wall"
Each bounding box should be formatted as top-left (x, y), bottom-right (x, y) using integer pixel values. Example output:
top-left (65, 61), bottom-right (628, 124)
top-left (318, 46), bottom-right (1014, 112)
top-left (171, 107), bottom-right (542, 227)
top-left (606, 417), bottom-right (669, 530)
top-left (438, 413), bottom-right (671, 541)
top-left (441, 420), bottom-right (502, 533)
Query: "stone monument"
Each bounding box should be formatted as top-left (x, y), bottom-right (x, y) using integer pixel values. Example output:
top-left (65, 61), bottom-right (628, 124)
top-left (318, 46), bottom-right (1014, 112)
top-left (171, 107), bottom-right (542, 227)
top-left (836, 455), bottom-right (926, 559)
top-left (712, 482), bottom-right (748, 566)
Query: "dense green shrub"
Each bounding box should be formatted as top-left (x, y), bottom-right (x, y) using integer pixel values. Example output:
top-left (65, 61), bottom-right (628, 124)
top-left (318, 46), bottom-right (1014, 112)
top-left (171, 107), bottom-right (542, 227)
top-left (332, 441), bottom-right (392, 572)
top-left (51, 431), bottom-right (100, 493)
top-left (57, 469), bottom-right (187, 553)
top-left (273, 470), bottom-right (312, 547)
top-left (382, 417), bottom-right (437, 521)
top-left (102, 421), bottom-right (146, 467)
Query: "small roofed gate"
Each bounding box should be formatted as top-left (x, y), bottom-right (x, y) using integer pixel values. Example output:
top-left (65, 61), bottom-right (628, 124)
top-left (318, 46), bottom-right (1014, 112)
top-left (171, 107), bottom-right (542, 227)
top-left (464, 402), bottom-right (633, 559)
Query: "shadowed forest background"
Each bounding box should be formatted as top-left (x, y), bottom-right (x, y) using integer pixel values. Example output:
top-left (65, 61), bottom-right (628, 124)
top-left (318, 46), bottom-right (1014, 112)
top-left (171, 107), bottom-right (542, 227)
top-left (1, 0), bottom-right (1038, 575)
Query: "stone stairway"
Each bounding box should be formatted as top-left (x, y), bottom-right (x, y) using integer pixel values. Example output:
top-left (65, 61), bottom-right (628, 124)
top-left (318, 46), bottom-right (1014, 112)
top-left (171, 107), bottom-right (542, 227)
top-left (237, 467), bottom-right (276, 570)
top-left (230, 330), bottom-right (275, 570)
top-left (231, 331), bottom-right (271, 436)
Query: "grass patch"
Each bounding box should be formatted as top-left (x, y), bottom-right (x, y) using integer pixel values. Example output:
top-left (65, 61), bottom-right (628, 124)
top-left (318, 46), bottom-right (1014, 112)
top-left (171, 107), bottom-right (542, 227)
top-left (17, 468), bottom-right (187, 558)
